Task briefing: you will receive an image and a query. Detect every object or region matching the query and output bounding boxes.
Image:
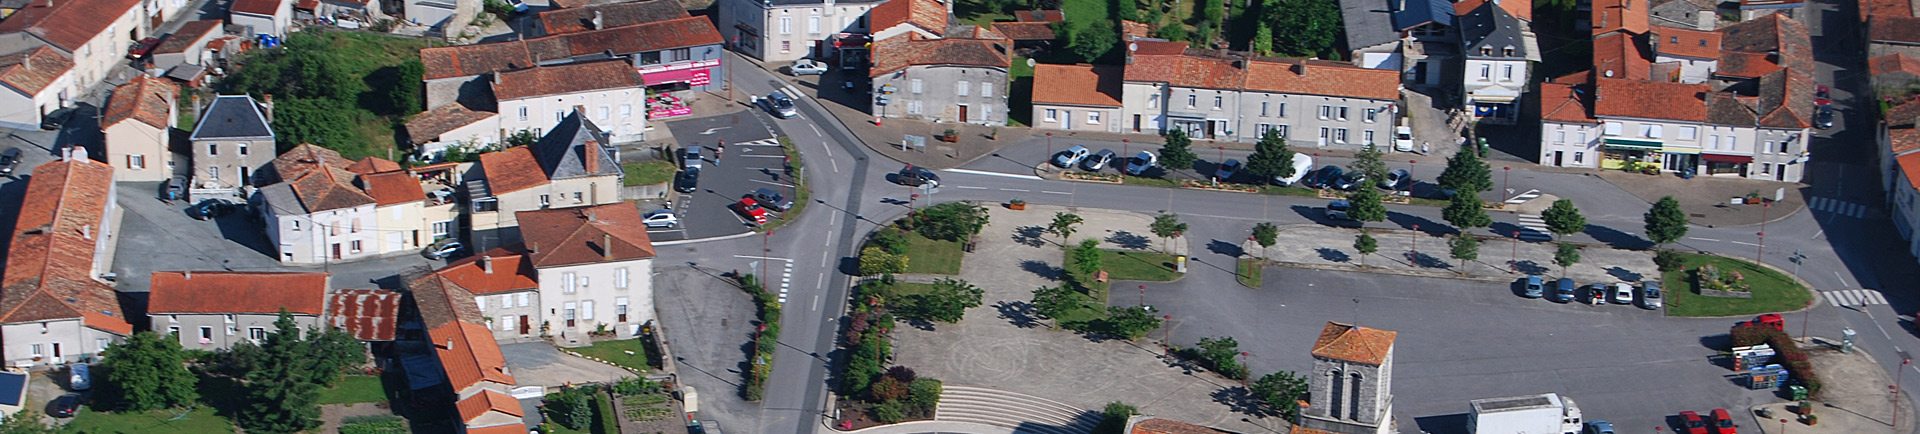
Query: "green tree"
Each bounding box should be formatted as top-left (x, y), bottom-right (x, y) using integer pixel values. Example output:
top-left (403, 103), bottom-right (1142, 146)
top-left (1345, 187), bottom-right (1388, 224)
top-left (1354, 231), bottom-right (1378, 267)
top-left (100, 331), bottom-right (198, 411)
top-left (907, 379), bottom-right (942, 411)
top-left (1442, 192), bottom-right (1492, 230)
top-left (1202, 0), bottom-right (1225, 31)
top-left (1070, 239), bottom-right (1105, 277)
top-left (0, 411), bottom-right (58, 434)
top-left (1095, 401), bottom-right (1140, 434)
top-left (1159, 130), bottom-right (1198, 171)
top-left (1049, 212), bottom-right (1085, 244)
top-left (1267, 0), bottom-right (1342, 58)
top-left (1154, 24), bottom-right (1189, 41)
top-left (1448, 234), bottom-right (1480, 272)
top-left (1149, 213), bottom-right (1189, 252)
top-left (1437, 146), bottom-right (1494, 194)
top-left (546, 388), bottom-right (593, 430)
top-left (1195, 21), bottom-right (1218, 46)
top-left (872, 400), bottom-right (906, 423)
top-left (913, 202), bottom-right (990, 241)
top-left (899, 278), bottom-right (985, 323)
top-left (240, 310), bottom-right (323, 434)
top-left (870, 231), bottom-right (909, 255)
top-left (1252, 22), bottom-right (1275, 55)
top-left (1030, 285), bottom-right (1081, 320)
top-left (506, 129), bottom-right (539, 147)
top-left (1553, 243), bottom-right (1582, 277)
top-left (1350, 144), bottom-right (1388, 181)
top-left (1644, 195), bottom-right (1690, 247)
top-left (860, 247), bottom-right (909, 276)
top-left (1098, 306), bottom-right (1163, 340)
top-left (1249, 371), bottom-right (1309, 419)
top-left (1244, 130), bottom-right (1297, 183)
top-left (1070, 21), bottom-right (1119, 63)
top-left (391, 58), bottom-right (424, 115)
top-left (1540, 199), bottom-right (1587, 241)
top-left (270, 98), bottom-right (358, 152)
top-left (305, 327), bottom-right (368, 387)
top-left (1251, 222), bottom-right (1278, 250)
top-left (1193, 336), bottom-right (1247, 380)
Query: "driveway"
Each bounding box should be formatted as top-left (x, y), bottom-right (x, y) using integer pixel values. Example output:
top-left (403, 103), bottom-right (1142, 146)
top-left (499, 342), bottom-right (636, 388)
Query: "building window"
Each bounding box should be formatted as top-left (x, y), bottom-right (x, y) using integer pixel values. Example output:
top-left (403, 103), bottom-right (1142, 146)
top-left (1479, 64), bottom-right (1490, 79)
top-left (582, 301), bottom-right (595, 320)
top-left (238, 142), bottom-right (249, 155)
top-left (1088, 112), bottom-right (1101, 124)
top-left (539, 194), bottom-right (551, 207)
top-left (1148, 94), bottom-right (1159, 109)
top-left (1762, 141), bottom-right (1774, 153)
top-left (1364, 108), bottom-right (1377, 123)
top-left (500, 294), bottom-right (512, 307)
top-left (1337, 106), bottom-right (1349, 120)
top-left (579, 276), bottom-right (589, 289)
top-left (1709, 135), bottom-right (1720, 149)
top-left (572, 192), bottom-right (583, 203)
top-left (564, 272), bottom-right (577, 293)
top-left (431, 221), bottom-right (452, 236)
top-left (616, 267), bottom-right (630, 288)
top-left (808, 15), bottom-right (820, 33)
top-left (616, 297), bottom-right (630, 322)
top-left (1679, 126), bottom-right (1698, 140)
top-left (518, 107), bottom-right (528, 121)
top-left (1574, 152), bottom-right (1584, 163)
top-left (128, 154), bottom-right (145, 169)
top-left (956, 81), bottom-right (969, 97)
top-left (1603, 121), bottom-right (1623, 135)
top-left (781, 41), bottom-right (791, 52)
top-left (1187, 94), bottom-right (1197, 108)
top-left (1212, 96), bottom-right (1223, 109)
top-left (1556, 130), bottom-right (1567, 143)
top-left (350, 240), bottom-right (362, 253)
top-left (1641, 124), bottom-right (1663, 138)
top-left (207, 143), bottom-right (218, 155)
top-left (564, 303), bottom-right (577, 327)
top-left (29, 344), bottom-right (41, 356)
top-left (1260, 101), bottom-right (1269, 117)
top-left (598, 106), bottom-right (609, 120)
top-left (910, 79), bottom-right (923, 94)
top-left (518, 293), bottom-right (530, 307)
top-left (1364, 130), bottom-right (1375, 144)
top-left (1045, 109), bottom-right (1057, 122)
top-left (1278, 102), bottom-right (1287, 117)
top-left (620, 104), bottom-right (632, 118)
top-left (780, 17), bottom-right (791, 34)
top-left (198, 327), bottom-right (213, 343)
top-left (1779, 141), bottom-right (1791, 153)
top-left (1761, 163), bottom-right (1772, 174)
top-left (1727, 136), bottom-right (1737, 150)
top-left (907, 100), bottom-right (923, 114)
top-left (168, 326), bottom-right (178, 336)
top-left (981, 83), bottom-right (993, 98)
top-left (1274, 124), bottom-right (1289, 138)
top-left (1335, 128), bottom-right (1349, 143)
top-left (1318, 105), bottom-right (1331, 120)
top-left (1503, 65), bottom-right (1514, 81)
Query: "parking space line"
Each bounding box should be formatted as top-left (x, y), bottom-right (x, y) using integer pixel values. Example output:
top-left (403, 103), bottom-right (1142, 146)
top-left (1728, 241), bottom-right (1761, 247)
top-left (946, 168), bottom-right (1043, 180)
top-left (747, 180), bottom-right (795, 189)
top-left (954, 185), bottom-right (986, 189)
top-left (1687, 237), bottom-right (1721, 242)
top-left (741, 154), bottom-right (786, 158)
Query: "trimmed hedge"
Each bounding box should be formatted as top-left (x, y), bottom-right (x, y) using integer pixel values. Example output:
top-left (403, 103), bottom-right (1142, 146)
top-left (1730, 324), bottom-right (1822, 398)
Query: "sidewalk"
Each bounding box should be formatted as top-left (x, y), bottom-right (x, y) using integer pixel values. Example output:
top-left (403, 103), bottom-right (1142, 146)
top-left (1749, 337), bottom-right (1912, 434)
top-left (1242, 224), bottom-right (1658, 284)
top-left (1590, 169), bottom-right (1808, 228)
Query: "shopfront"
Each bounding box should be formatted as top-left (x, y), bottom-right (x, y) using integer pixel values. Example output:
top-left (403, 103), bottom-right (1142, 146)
top-left (1600, 138), bottom-right (1661, 170)
top-left (639, 59), bottom-right (720, 120)
top-left (1660, 147), bottom-right (1698, 172)
top-left (1701, 153), bottom-right (1752, 176)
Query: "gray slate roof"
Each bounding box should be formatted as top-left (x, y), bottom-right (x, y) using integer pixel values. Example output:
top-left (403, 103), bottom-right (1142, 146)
top-left (190, 95), bottom-right (274, 140)
top-left (763, 0), bottom-right (883, 7)
top-left (1460, 1), bottom-right (1529, 59)
top-left (533, 109), bottom-right (621, 180)
top-left (257, 182), bottom-right (304, 216)
top-left (1341, 0), bottom-right (1454, 51)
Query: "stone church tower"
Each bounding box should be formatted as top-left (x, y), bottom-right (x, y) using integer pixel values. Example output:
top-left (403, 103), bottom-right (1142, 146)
top-left (1300, 322), bottom-right (1398, 434)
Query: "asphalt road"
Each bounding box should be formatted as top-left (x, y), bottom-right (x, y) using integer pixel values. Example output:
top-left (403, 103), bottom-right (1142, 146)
top-left (658, 111), bottom-right (793, 241)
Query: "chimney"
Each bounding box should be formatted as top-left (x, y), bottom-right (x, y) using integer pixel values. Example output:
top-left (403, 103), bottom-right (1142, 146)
top-left (583, 140), bottom-right (600, 173)
top-left (482, 256), bottom-right (494, 274)
top-left (592, 11), bottom-right (603, 29)
top-left (21, 53), bottom-right (28, 71)
top-left (603, 233), bottom-right (612, 260)
top-left (531, 242), bottom-right (539, 254)
top-left (439, 338), bottom-right (453, 349)
top-left (1292, 61), bottom-right (1308, 75)
top-left (262, 94), bottom-right (274, 123)
top-left (81, 224), bottom-right (90, 240)
top-left (185, 270), bottom-right (192, 279)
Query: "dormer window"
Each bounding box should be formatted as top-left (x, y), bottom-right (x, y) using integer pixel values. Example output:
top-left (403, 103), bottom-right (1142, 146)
top-left (1670, 36), bottom-right (1678, 44)
top-left (1480, 47), bottom-right (1492, 56)
top-left (1503, 47), bottom-right (1514, 57)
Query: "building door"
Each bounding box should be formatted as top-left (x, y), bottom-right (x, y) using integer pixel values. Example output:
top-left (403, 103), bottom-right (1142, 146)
top-left (1133, 114), bottom-right (1142, 132)
top-left (519, 315), bottom-right (530, 334)
top-left (332, 243), bottom-right (342, 259)
top-left (51, 343), bottom-right (60, 359)
top-left (1554, 151), bottom-right (1563, 166)
top-left (957, 105), bottom-right (969, 123)
top-left (1062, 110), bottom-right (1072, 130)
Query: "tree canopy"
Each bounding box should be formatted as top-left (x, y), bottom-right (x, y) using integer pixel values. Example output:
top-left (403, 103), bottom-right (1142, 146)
top-left (1541, 199), bottom-right (1587, 240)
top-left (1345, 187), bottom-right (1388, 224)
top-left (898, 278), bottom-right (985, 323)
top-left (1244, 131), bottom-right (1297, 183)
top-left (240, 311), bottom-right (323, 433)
top-left (912, 202), bottom-right (990, 241)
top-left (1049, 212), bottom-right (1084, 243)
top-left (1160, 130), bottom-right (1198, 171)
top-left (101, 331), bottom-right (199, 411)
top-left (1250, 371), bottom-right (1309, 419)
top-left (1644, 196), bottom-right (1689, 246)
top-left (1441, 193), bottom-right (1492, 230)
top-left (1265, 0), bottom-right (1343, 58)
top-left (1437, 147), bottom-right (1494, 194)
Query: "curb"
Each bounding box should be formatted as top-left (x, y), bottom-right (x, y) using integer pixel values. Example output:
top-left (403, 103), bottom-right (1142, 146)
top-left (1268, 259), bottom-right (1516, 282)
top-left (653, 230), bottom-right (758, 246)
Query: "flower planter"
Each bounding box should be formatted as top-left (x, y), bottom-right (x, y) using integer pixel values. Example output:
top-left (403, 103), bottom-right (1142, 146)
top-left (1008, 202), bottom-right (1027, 210)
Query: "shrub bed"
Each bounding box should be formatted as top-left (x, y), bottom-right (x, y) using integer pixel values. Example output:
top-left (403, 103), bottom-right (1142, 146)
top-left (740, 273), bottom-right (781, 401)
top-left (1730, 324), bottom-right (1822, 398)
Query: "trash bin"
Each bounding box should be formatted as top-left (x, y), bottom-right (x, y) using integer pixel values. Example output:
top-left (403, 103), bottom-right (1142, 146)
top-left (1790, 385), bottom-right (1809, 400)
top-left (1680, 168), bottom-right (1695, 179)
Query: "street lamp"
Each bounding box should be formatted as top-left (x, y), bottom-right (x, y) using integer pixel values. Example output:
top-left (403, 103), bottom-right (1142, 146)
top-left (1410, 224), bottom-right (1420, 264)
top-left (1511, 230), bottom-right (1520, 271)
top-left (1239, 352), bottom-right (1251, 387)
top-left (1757, 201), bottom-right (1770, 265)
top-left (1139, 284), bottom-right (1147, 307)
top-left (1047, 132), bottom-right (1054, 158)
top-left (1502, 167), bottom-right (1511, 202)
top-left (1122, 139), bottom-right (1131, 181)
top-left (1162, 314), bottom-right (1173, 351)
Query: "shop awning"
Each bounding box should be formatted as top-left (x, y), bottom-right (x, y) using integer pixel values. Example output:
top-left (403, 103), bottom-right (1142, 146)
top-left (1602, 138), bottom-right (1662, 151)
top-left (1661, 147), bottom-right (1700, 154)
top-left (644, 69), bottom-right (698, 85)
top-left (1166, 111), bottom-right (1208, 120)
top-left (1701, 153), bottom-right (1754, 164)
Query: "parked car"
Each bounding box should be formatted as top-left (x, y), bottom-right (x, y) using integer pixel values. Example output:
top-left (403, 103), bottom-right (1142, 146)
top-left (1082, 149), bottom-right (1116, 171)
top-left (1588, 284), bottom-right (1608, 305)
top-left (1814, 84), bottom-right (1831, 106)
top-left (734, 197), bottom-right (769, 225)
top-left (1679, 411), bottom-right (1709, 434)
top-left (697, 419), bottom-right (724, 434)
top-left (1125, 151), bottom-right (1157, 176)
top-left (1273, 154), bottom-right (1314, 186)
top-left (642, 210), bottom-right (679, 228)
top-left (1612, 282), bottom-right (1634, 304)
top-left (1554, 278), bottom-right (1575, 303)
top-left (758, 91), bottom-right (798, 119)
top-left (40, 106), bottom-right (76, 130)
top-left (1215, 158), bottom-right (1242, 181)
top-left (1394, 125), bottom-right (1415, 152)
top-left (675, 167), bottom-right (700, 193)
top-left (68, 363), bottom-right (89, 391)
top-left (897, 165), bottom-right (940, 187)
top-left (50, 394), bottom-right (79, 417)
top-left (1640, 281), bottom-right (1663, 310)
top-left (752, 188), bottom-right (793, 211)
top-left (0, 147), bottom-right (21, 176)
top-left (1522, 275), bottom-right (1544, 298)
top-left (127, 37), bottom-right (160, 60)
top-left (1815, 105), bottom-right (1834, 129)
top-left (682, 145), bottom-right (704, 170)
top-left (505, 0), bottom-right (528, 12)
top-left (1305, 165), bottom-right (1344, 189)
top-left (423, 241), bottom-right (463, 259)
top-left (1378, 168), bottom-right (1411, 191)
top-left (1585, 420), bottom-right (1616, 434)
top-left (790, 59), bottom-right (828, 75)
top-left (1335, 170), bottom-right (1368, 191)
top-left (1052, 145), bottom-right (1090, 168)
top-left (1324, 200), bottom-right (1352, 220)
top-left (188, 199), bottom-right (232, 220)
top-left (162, 177), bottom-right (184, 202)
top-left (1708, 408), bottom-right (1736, 434)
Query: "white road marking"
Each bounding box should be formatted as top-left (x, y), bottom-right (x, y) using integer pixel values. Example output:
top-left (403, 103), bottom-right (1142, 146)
top-left (1042, 191), bottom-right (1071, 195)
top-left (741, 154), bottom-right (787, 158)
top-left (700, 127), bottom-right (732, 135)
top-left (747, 179), bottom-right (795, 188)
top-left (945, 168), bottom-right (1043, 180)
top-left (810, 124), bottom-right (823, 137)
top-left (1729, 241), bottom-right (1761, 247)
top-left (816, 273), bottom-right (825, 288)
top-left (999, 188), bottom-right (1030, 192)
top-left (955, 185), bottom-right (987, 189)
top-left (1811, 230), bottom-right (1823, 240)
top-left (1836, 271), bottom-right (1849, 288)
top-left (733, 254), bottom-right (796, 261)
top-left (653, 231), bottom-right (758, 246)
top-left (813, 294), bottom-right (821, 311)
top-left (1687, 237), bottom-right (1721, 242)
top-left (830, 158), bottom-right (839, 173)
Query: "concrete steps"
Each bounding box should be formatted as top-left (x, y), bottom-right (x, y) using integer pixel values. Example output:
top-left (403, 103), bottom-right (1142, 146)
top-left (936, 385), bottom-right (1099, 434)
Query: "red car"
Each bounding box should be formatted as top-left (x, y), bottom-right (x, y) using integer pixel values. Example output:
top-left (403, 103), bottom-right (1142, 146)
top-left (1814, 85), bottom-right (1831, 107)
top-left (1709, 408), bottom-right (1737, 434)
top-left (1679, 411), bottom-right (1709, 434)
top-left (127, 37), bottom-right (160, 60)
top-left (733, 197), bottom-right (768, 225)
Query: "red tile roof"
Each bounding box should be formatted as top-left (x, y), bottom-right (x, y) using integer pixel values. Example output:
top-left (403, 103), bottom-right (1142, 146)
top-left (1596, 78), bottom-right (1710, 121)
top-left (1130, 418), bottom-right (1235, 434)
top-left (153, 20), bottom-right (222, 55)
top-left (0, 46), bottom-right (73, 96)
top-left (0, 0), bottom-right (143, 51)
top-left (1122, 48), bottom-right (1245, 89)
top-left (1121, 20), bottom-right (1154, 40)
top-left (1721, 13), bottom-right (1813, 75)
top-left (1540, 82), bottom-right (1595, 122)
top-left (478, 146), bottom-right (548, 195)
top-left (1591, 0), bottom-right (1649, 36)
top-left (437, 248), bottom-right (539, 295)
top-left (1864, 0), bottom-right (1914, 18)
top-left (870, 0), bottom-right (950, 37)
top-left (990, 22), bottom-right (1056, 41)
top-left (1031, 64), bottom-right (1121, 107)
top-left (327, 289), bottom-right (400, 341)
top-left (232, 0), bottom-right (284, 15)
top-left (523, 16), bottom-right (723, 60)
top-left (1716, 52), bottom-right (1782, 78)
top-left (102, 75), bottom-right (176, 130)
top-left (345, 156), bottom-right (402, 175)
top-left (1014, 9), bottom-right (1063, 22)
top-left (287, 163), bottom-right (377, 213)
top-left (516, 203), bottom-right (656, 268)
top-left (1893, 127), bottom-right (1920, 154)
top-left (869, 32), bottom-right (1012, 77)
top-left (0, 158), bottom-right (130, 335)
top-left (1890, 99), bottom-right (1920, 128)
top-left (407, 104), bottom-right (499, 143)
top-left (1756, 68), bottom-right (1814, 128)
top-left (430, 320), bottom-right (515, 391)
top-left (357, 171), bottom-right (426, 206)
top-left (1873, 53), bottom-right (1920, 77)
top-left (1310, 322), bottom-right (1397, 365)
top-left (492, 60), bottom-right (644, 101)
top-left (1243, 58), bottom-right (1401, 101)
top-left (1901, 152), bottom-right (1920, 191)
top-left (408, 272), bottom-right (484, 330)
top-left (1453, 0), bottom-right (1532, 21)
top-left (467, 424), bottom-right (530, 434)
top-left (1652, 26), bottom-right (1720, 59)
top-left (1130, 39), bottom-right (1189, 56)
top-left (272, 143), bottom-right (355, 181)
top-left (1870, 15), bottom-right (1920, 43)
top-left (457, 389), bottom-right (525, 422)
top-left (420, 43), bottom-right (535, 80)
top-left (537, 0), bottom-right (689, 35)
top-left (1593, 32), bottom-right (1651, 81)
top-left (148, 272), bottom-right (330, 315)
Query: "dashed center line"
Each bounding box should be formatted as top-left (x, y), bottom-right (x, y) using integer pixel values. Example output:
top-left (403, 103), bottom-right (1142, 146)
top-left (1687, 237), bottom-right (1722, 242)
top-left (954, 186), bottom-right (987, 190)
top-left (1042, 191), bottom-right (1070, 195)
top-left (1000, 188), bottom-right (1030, 192)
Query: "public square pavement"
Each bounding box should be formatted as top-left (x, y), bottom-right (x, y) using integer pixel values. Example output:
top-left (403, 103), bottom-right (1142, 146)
top-left (651, 263), bottom-right (764, 434)
top-left (499, 342), bottom-right (637, 388)
top-left (1145, 267), bottom-right (1829, 434)
top-left (660, 111), bottom-right (798, 241)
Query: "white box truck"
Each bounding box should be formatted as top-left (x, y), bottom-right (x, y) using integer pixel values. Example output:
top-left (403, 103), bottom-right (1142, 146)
top-left (1466, 393), bottom-right (1582, 434)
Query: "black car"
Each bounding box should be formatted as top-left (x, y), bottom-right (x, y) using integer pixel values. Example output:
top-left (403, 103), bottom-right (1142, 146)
top-left (1815, 105), bottom-right (1835, 129)
top-left (675, 167), bottom-right (700, 193)
top-left (1335, 170), bottom-right (1369, 191)
top-left (0, 147), bottom-right (21, 176)
top-left (751, 188), bottom-right (793, 211)
top-left (50, 394), bottom-right (80, 418)
top-left (188, 199), bottom-right (231, 220)
top-left (897, 165), bottom-right (940, 187)
top-left (1305, 165), bottom-right (1343, 189)
top-left (40, 107), bottom-right (76, 131)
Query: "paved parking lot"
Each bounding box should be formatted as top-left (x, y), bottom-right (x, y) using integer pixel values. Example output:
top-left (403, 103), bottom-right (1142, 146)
top-left (659, 112), bottom-right (798, 241)
top-left (1146, 267), bottom-right (1825, 434)
top-left (498, 342), bottom-right (636, 388)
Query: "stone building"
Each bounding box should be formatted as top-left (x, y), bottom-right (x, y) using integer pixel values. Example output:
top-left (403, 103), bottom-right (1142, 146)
top-left (1302, 322), bottom-right (1398, 434)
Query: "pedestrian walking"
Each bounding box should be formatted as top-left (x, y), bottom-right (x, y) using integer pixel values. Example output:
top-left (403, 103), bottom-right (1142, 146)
top-left (715, 141), bottom-right (725, 166)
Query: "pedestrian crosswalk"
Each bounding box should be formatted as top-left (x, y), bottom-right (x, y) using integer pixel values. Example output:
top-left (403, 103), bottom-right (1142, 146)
top-left (732, 138), bottom-right (782, 147)
top-left (1809, 197), bottom-right (1867, 218)
top-left (1822, 289), bottom-right (1887, 307)
top-left (1514, 214), bottom-right (1554, 242)
top-left (1506, 189), bottom-right (1542, 205)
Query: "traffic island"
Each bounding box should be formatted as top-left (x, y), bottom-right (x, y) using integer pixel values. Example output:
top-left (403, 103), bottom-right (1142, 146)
top-left (1240, 224), bottom-right (1658, 285)
top-left (1658, 252), bottom-right (1815, 317)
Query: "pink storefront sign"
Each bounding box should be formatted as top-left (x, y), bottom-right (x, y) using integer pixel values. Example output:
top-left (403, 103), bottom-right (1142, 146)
top-left (647, 106), bottom-right (693, 119)
top-left (643, 68), bottom-right (714, 86)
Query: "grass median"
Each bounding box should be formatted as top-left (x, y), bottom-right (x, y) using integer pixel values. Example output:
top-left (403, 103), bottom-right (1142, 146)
top-left (1660, 252), bottom-right (1813, 317)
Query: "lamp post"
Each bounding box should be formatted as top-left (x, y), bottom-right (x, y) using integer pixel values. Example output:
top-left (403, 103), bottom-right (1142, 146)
top-left (1410, 224), bottom-right (1420, 264)
top-left (1408, 160), bottom-right (1417, 193)
top-left (1502, 167), bottom-right (1511, 201)
top-left (1780, 418), bottom-right (1789, 434)
top-left (1122, 139), bottom-right (1131, 181)
top-left (1757, 201), bottom-right (1770, 265)
top-left (1139, 285), bottom-right (1147, 307)
top-left (1239, 352), bottom-right (1251, 387)
top-left (1898, 357), bottom-right (1911, 431)
top-left (1801, 300), bottom-right (1812, 342)
top-left (1162, 314), bottom-right (1173, 351)
top-left (1511, 230), bottom-right (1520, 271)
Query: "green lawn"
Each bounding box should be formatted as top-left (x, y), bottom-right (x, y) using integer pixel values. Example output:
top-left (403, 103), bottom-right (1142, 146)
top-left (1236, 258), bottom-right (1263, 288)
top-left (756, 138), bottom-right (812, 233)
top-left (571, 338), bottom-right (656, 372)
top-left (622, 160), bottom-right (677, 186)
top-left (902, 230), bottom-right (965, 274)
top-left (1061, 0), bottom-right (1110, 28)
top-left (61, 406), bottom-right (233, 434)
top-left (544, 393), bottom-right (617, 434)
top-left (1661, 253), bottom-right (1813, 317)
top-left (219, 30), bottom-right (439, 160)
top-left (1093, 249), bottom-right (1182, 281)
top-left (317, 374), bottom-right (390, 405)
top-left (952, 0), bottom-right (1015, 26)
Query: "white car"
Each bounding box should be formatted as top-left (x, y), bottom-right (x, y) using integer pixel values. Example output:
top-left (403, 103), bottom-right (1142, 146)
top-left (790, 59), bottom-right (827, 76)
top-left (1612, 283), bottom-right (1634, 304)
top-left (1125, 151), bottom-right (1157, 175)
top-left (1273, 153), bottom-right (1315, 186)
top-left (1394, 126), bottom-right (1415, 152)
top-left (643, 210), bottom-right (680, 228)
top-left (1052, 145), bottom-right (1090, 168)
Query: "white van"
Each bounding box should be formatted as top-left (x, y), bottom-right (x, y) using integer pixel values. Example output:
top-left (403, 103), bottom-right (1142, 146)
top-left (1273, 154), bottom-right (1316, 186)
top-left (69, 363), bottom-right (89, 391)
